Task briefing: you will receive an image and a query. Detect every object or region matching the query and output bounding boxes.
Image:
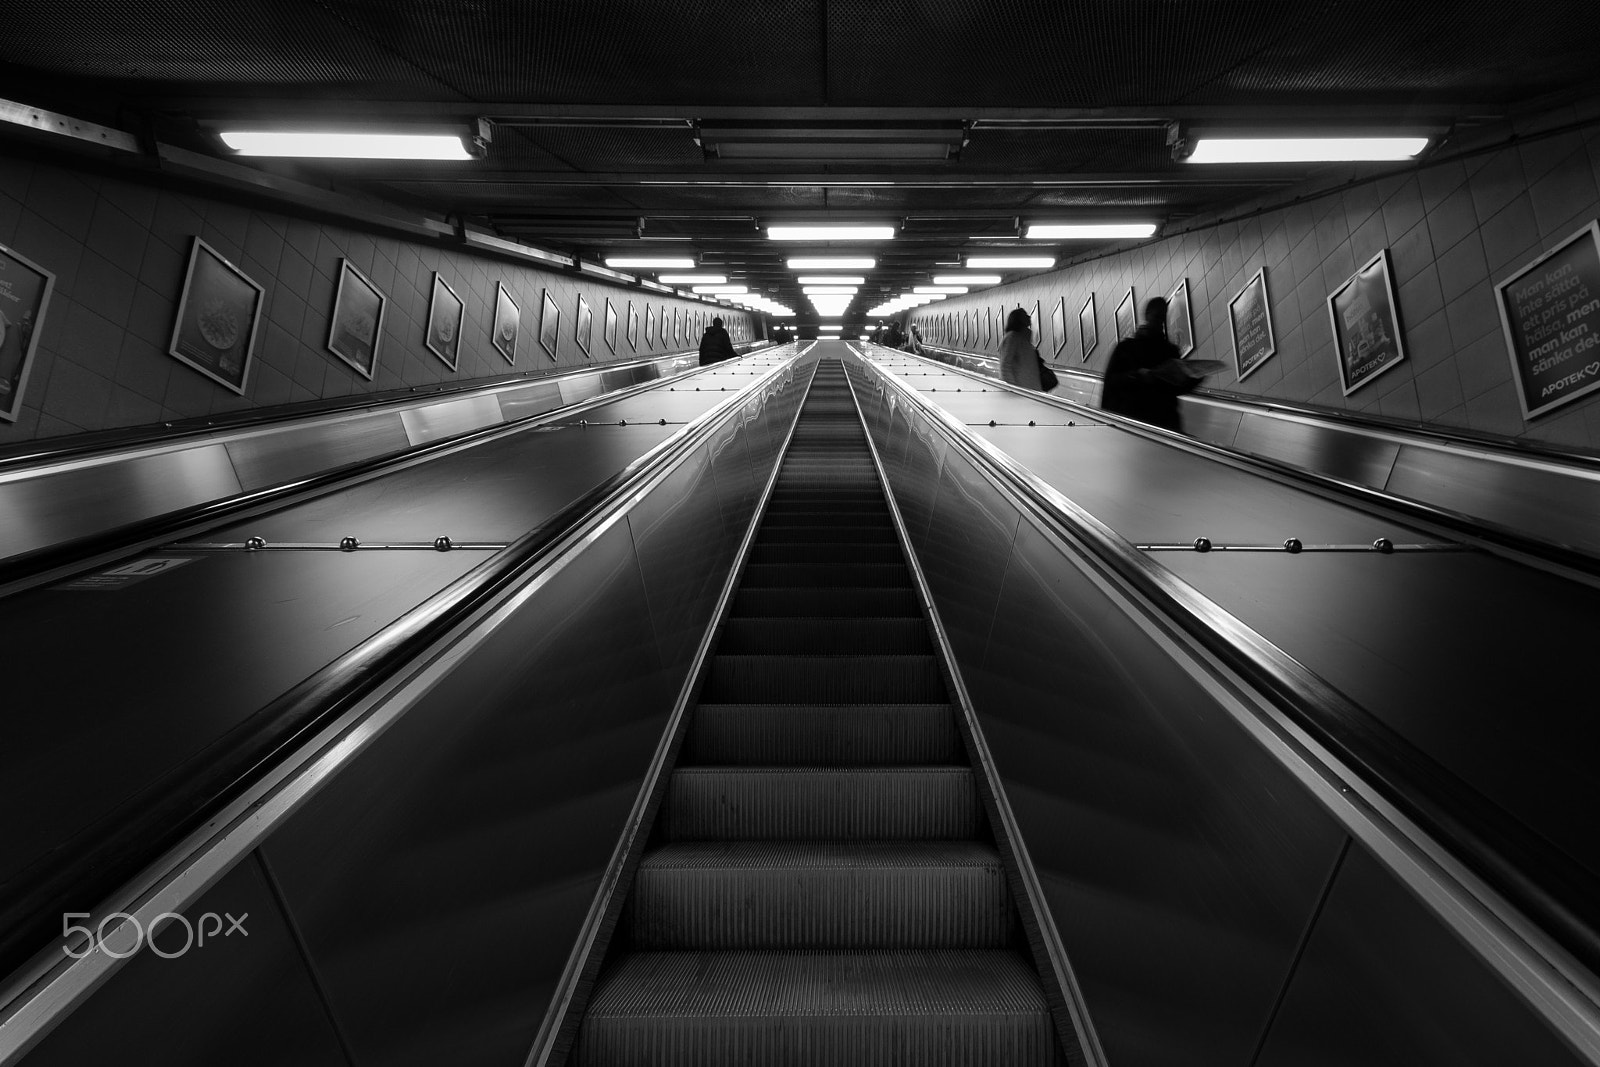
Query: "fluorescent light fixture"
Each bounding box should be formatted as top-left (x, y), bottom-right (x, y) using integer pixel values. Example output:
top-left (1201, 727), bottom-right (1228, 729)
top-left (788, 258), bottom-right (876, 269)
top-left (796, 276), bottom-right (866, 285)
top-left (933, 274), bottom-right (1001, 285)
top-left (1185, 137), bottom-right (1428, 164)
top-left (658, 273), bottom-right (727, 284)
top-left (914, 286), bottom-right (968, 294)
top-left (803, 286), bottom-right (859, 295)
top-left (965, 256), bottom-right (1056, 269)
top-left (767, 225), bottom-right (895, 241)
top-left (693, 285), bottom-right (748, 294)
top-left (1025, 223), bottom-right (1157, 240)
top-left (218, 131), bottom-right (473, 159)
top-left (606, 257), bottom-right (696, 268)
top-left (818, 325), bottom-right (843, 331)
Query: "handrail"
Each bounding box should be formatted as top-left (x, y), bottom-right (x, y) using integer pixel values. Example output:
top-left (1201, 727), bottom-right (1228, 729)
top-left (0, 350), bottom-right (803, 986)
top-left (0, 346), bottom-right (783, 597)
top-left (853, 353), bottom-right (1600, 1041)
top-left (870, 342), bottom-right (1600, 584)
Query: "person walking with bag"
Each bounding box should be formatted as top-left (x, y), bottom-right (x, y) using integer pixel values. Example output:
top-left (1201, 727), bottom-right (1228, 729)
top-left (1100, 297), bottom-right (1209, 433)
top-left (698, 316), bottom-right (737, 366)
top-left (999, 307), bottom-right (1056, 391)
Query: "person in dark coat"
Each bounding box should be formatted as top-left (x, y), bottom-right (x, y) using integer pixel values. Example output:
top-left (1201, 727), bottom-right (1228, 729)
top-left (1100, 297), bottom-right (1194, 433)
top-left (698, 316), bottom-right (737, 365)
top-left (881, 321), bottom-right (905, 349)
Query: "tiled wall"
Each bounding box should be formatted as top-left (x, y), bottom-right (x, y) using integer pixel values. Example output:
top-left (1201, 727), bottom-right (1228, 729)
top-left (911, 122), bottom-right (1600, 452)
top-left (0, 154), bottom-right (751, 446)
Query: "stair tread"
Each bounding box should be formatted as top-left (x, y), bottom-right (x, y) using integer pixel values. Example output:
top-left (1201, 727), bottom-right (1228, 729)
top-left (639, 840), bottom-right (1002, 870)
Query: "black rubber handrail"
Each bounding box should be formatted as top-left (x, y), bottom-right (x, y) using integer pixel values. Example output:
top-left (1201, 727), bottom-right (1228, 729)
top-left (883, 342), bottom-right (1600, 582)
top-left (862, 354), bottom-right (1600, 982)
top-left (0, 354), bottom-right (801, 980)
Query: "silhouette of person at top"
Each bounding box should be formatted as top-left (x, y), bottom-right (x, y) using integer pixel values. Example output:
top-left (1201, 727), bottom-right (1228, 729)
top-left (698, 316), bottom-right (737, 365)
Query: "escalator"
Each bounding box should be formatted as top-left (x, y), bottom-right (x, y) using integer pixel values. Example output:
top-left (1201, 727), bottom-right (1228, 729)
top-left (572, 358), bottom-right (1069, 1064)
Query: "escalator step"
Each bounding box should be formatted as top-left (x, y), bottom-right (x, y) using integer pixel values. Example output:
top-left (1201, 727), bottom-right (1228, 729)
top-left (576, 949), bottom-right (1062, 1067)
top-left (739, 562), bottom-right (909, 589)
top-left (747, 544), bottom-right (905, 567)
top-left (753, 524), bottom-right (898, 544)
top-left (684, 704), bottom-right (961, 766)
top-left (665, 767), bottom-right (980, 840)
top-left (627, 841), bottom-right (1012, 949)
top-left (703, 654), bottom-right (944, 703)
top-left (716, 618), bottom-right (931, 655)
top-left (731, 587), bottom-right (920, 618)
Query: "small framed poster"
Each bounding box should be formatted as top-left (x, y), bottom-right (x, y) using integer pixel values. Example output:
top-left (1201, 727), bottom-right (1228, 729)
top-left (1115, 288), bottom-right (1136, 340)
top-left (1229, 267), bottom-right (1277, 381)
top-left (1051, 297), bottom-right (1067, 356)
top-left (425, 272), bottom-right (463, 371)
top-left (996, 305), bottom-right (1006, 343)
top-left (660, 305), bottom-right (669, 347)
top-left (644, 304), bottom-right (655, 350)
top-left (1030, 300), bottom-right (1042, 347)
top-left (327, 259), bottom-right (385, 380)
top-left (1079, 293), bottom-right (1097, 362)
top-left (1328, 249), bottom-right (1405, 396)
top-left (604, 298), bottom-right (619, 354)
top-left (672, 307), bottom-right (681, 347)
top-left (490, 282), bottom-right (519, 366)
top-left (1496, 220), bottom-right (1600, 419)
top-left (538, 288), bottom-right (560, 361)
top-left (627, 301), bottom-right (639, 349)
top-left (1167, 278), bottom-right (1195, 357)
top-left (170, 237), bottom-right (263, 394)
top-left (981, 306), bottom-right (992, 348)
top-left (0, 241), bottom-right (56, 422)
top-left (575, 293), bottom-right (593, 357)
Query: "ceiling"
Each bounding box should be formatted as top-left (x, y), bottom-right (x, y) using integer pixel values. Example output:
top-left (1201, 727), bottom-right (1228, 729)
top-left (5, 0), bottom-right (1598, 323)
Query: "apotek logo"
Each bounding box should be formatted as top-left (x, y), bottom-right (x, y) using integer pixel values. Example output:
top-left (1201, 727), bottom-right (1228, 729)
top-left (63, 911), bottom-right (248, 960)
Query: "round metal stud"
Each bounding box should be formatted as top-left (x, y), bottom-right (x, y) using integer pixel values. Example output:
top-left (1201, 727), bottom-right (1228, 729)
top-left (658, 418), bottom-right (667, 426)
top-left (1372, 537), bottom-right (1394, 553)
top-left (1067, 421), bottom-right (1075, 427)
top-left (1194, 537), bottom-right (1213, 552)
top-left (1283, 537), bottom-right (1303, 554)
top-left (619, 419), bottom-right (627, 426)
top-left (434, 536), bottom-right (453, 552)
top-left (989, 420), bottom-right (997, 427)
top-left (1028, 420), bottom-right (1036, 427)
top-left (244, 536), bottom-right (267, 551)
top-left (339, 536), bottom-right (360, 552)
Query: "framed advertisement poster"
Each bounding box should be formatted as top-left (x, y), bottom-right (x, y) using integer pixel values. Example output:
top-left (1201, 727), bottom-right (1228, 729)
top-left (1051, 298), bottom-right (1067, 356)
top-left (672, 307), bottom-right (681, 347)
top-left (1079, 293), bottom-right (1097, 362)
top-left (627, 301), bottom-right (639, 350)
top-left (327, 260), bottom-right (384, 380)
top-left (1229, 267), bottom-right (1277, 381)
top-left (1115, 288), bottom-right (1136, 340)
top-left (575, 293), bottom-right (593, 357)
top-left (0, 242), bottom-right (55, 422)
top-left (604, 298), bottom-right (618, 354)
top-left (1496, 220), bottom-right (1600, 419)
top-left (1328, 249), bottom-right (1405, 395)
top-left (169, 238), bottom-right (263, 395)
top-left (1030, 301), bottom-right (1041, 347)
top-left (425, 272), bottom-right (463, 371)
top-left (981, 306), bottom-right (992, 348)
top-left (538, 289), bottom-right (560, 361)
top-left (490, 282), bottom-right (519, 366)
top-left (1167, 278), bottom-right (1194, 357)
top-left (644, 304), bottom-right (655, 350)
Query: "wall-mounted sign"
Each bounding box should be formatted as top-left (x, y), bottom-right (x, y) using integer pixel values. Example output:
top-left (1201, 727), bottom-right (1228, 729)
top-left (1229, 267), bottom-right (1277, 381)
top-left (327, 259), bottom-right (385, 380)
top-left (1029, 301), bottom-right (1041, 348)
top-left (170, 238), bottom-right (263, 394)
top-left (1328, 248), bottom-right (1405, 395)
top-left (538, 288), bottom-right (560, 361)
top-left (1051, 298), bottom-right (1067, 356)
top-left (424, 272), bottom-right (463, 371)
top-left (490, 282), bottom-right (519, 366)
top-left (604, 298), bottom-right (619, 354)
top-left (1079, 293), bottom-right (1097, 362)
top-left (1167, 278), bottom-right (1194, 357)
top-left (643, 304), bottom-right (655, 351)
top-left (0, 241), bottom-right (55, 422)
top-left (1115, 288), bottom-right (1136, 340)
top-left (627, 301), bottom-right (639, 350)
top-left (576, 293), bottom-right (593, 357)
top-left (1496, 220), bottom-right (1600, 419)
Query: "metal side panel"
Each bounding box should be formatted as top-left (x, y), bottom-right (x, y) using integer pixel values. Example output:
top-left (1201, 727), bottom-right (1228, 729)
top-left (1179, 399), bottom-right (1245, 451)
top-left (906, 387), bottom-right (1096, 428)
top-left (1256, 844), bottom-right (1583, 1066)
top-left (706, 417), bottom-right (759, 541)
top-left (224, 411), bottom-right (412, 492)
top-left (495, 381), bottom-right (568, 422)
top-left (0, 445), bottom-right (243, 559)
top-left (18, 856), bottom-right (348, 1067)
top-left (399, 395), bottom-right (506, 446)
top-left (259, 518), bottom-right (676, 1067)
top-left (1231, 411), bottom-right (1402, 490)
top-left (554, 391), bottom-right (735, 427)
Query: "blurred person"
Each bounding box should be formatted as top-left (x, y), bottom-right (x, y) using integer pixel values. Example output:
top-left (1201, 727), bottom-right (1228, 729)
top-left (698, 315), bottom-right (736, 366)
top-left (904, 323), bottom-right (924, 354)
top-left (999, 307), bottom-right (1053, 391)
top-left (1100, 297), bottom-right (1201, 432)
top-left (882, 320), bottom-right (905, 348)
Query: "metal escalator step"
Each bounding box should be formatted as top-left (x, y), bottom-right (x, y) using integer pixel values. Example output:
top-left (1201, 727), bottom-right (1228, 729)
top-left (752, 524), bottom-right (898, 544)
top-left (731, 587), bottom-right (920, 618)
top-left (703, 653), bottom-right (944, 703)
top-left (627, 841), bottom-right (1012, 949)
top-left (665, 767), bottom-right (980, 840)
top-left (746, 544), bottom-right (905, 568)
top-left (739, 562), bottom-right (909, 589)
top-left (684, 703), bottom-right (960, 765)
top-left (716, 618), bottom-right (930, 655)
top-left (762, 500), bottom-right (887, 515)
top-left (576, 949), bottom-right (1062, 1067)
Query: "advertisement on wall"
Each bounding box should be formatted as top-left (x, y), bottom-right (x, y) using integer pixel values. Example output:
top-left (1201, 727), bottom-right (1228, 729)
top-left (0, 242), bottom-right (54, 422)
top-left (1328, 249), bottom-right (1405, 395)
top-left (425, 272), bottom-right (464, 371)
top-left (1229, 267), bottom-right (1277, 382)
top-left (169, 238), bottom-right (263, 395)
top-left (1496, 220), bottom-right (1600, 419)
top-left (327, 259), bottom-right (385, 380)
top-left (1167, 278), bottom-right (1194, 357)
